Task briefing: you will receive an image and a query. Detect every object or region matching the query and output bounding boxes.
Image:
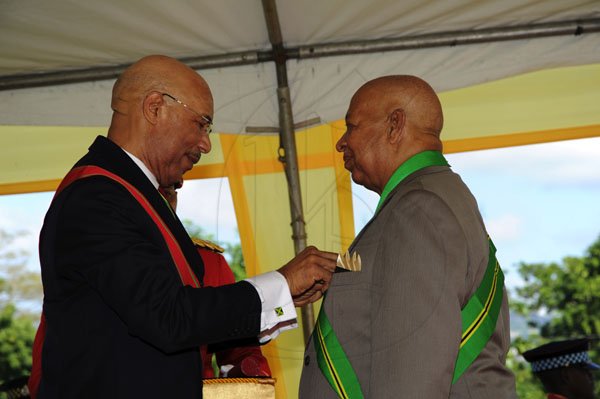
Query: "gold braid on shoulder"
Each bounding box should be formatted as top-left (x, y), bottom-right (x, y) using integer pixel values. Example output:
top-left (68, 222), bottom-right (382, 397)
top-left (191, 237), bottom-right (225, 253)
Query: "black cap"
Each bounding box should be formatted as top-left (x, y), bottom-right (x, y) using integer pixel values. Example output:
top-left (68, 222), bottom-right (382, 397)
top-left (522, 338), bottom-right (600, 373)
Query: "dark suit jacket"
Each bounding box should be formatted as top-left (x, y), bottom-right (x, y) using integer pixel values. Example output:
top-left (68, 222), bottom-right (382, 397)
top-left (38, 136), bottom-right (261, 398)
top-left (300, 165), bottom-right (517, 398)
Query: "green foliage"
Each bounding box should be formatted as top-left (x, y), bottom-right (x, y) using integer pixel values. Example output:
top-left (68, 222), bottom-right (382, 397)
top-left (509, 234), bottom-right (600, 398)
top-left (223, 241), bottom-right (246, 281)
top-left (509, 336), bottom-right (546, 399)
top-left (181, 220), bottom-right (216, 244)
top-left (513, 235), bottom-right (600, 338)
top-left (0, 229), bottom-right (40, 386)
top-left (182, 220), bottom-right (246, 281)
top-left (0, 304), bottom-right (35, 385)
top-left (0, 230), bottom-right (40, 310)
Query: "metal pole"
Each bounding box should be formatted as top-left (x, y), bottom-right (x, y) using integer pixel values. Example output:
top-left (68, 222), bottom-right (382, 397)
top-left (262, 0), bottom-right (314, 344)
top-left (2, 18), bottom-right (598, 91)
top-left (293, 18), bottom-right (600, 58)
top-left (0, 50), bottom-right (270, 91)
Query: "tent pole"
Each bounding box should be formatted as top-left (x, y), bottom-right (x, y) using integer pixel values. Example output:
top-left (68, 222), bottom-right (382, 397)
top-left (1, 18), bottom-right (599, 91)
top-left (0, 51), bottom-right (271, 91)
top-left (262, 0), bottom-right (315, 344)
top-left (292, 18), bottom-right (600, 58)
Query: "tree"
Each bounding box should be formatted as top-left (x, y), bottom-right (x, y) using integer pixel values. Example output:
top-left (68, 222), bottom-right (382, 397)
top-left (181, 220), bottom-right (247, 280)
top-left (222, 241), bottom-right (246, 281)
top-left (514, 236), bottom-right (600, 337)
top-left (0, 230), bottom-right (41, 386)
top-left (508, 335), bottom-right (547, 399)
top-left (0, 304), bottom-right (35, 384)
top-left (510, 234), bottom-right (600, 398)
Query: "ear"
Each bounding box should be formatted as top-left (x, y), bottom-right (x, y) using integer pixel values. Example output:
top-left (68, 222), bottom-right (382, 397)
top-left (143, 92), bottom-right (164, 125)
top-left (387, 108), bottom-right (405, 144)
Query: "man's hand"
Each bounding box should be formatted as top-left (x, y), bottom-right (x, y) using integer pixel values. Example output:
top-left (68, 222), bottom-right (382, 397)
top-left (277, 246), bottom-right (337, 307)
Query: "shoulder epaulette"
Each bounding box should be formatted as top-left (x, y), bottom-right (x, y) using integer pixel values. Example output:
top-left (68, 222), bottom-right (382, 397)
top-left (191, 237), bottom-right (224, 253)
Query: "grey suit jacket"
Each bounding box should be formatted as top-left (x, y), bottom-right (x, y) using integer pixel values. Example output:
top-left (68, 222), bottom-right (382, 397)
top-left (300, 165), bottom-right (517, 398)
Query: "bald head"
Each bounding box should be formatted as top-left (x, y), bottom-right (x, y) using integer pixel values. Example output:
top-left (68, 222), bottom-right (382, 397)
top-left (111, 55), bottom-right (212, 116)
top-left (337, 75), bottom-right (444, 193)
top-left (107, 55), bottom-right (214, 187)
top-left (351, 75), bottom-right (443, 142)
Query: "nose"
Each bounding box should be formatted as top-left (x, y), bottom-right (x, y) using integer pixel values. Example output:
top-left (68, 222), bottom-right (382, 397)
top-left (335, 131), bottom-right (347, 153)
top-left (199, 132), bottom-right (212, 154)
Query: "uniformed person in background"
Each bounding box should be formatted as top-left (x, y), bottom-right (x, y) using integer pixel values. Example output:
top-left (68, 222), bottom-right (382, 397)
top-left (159, 182), bottom-right (272, 379)
top-left (523, 337), bottom-right (599, 399)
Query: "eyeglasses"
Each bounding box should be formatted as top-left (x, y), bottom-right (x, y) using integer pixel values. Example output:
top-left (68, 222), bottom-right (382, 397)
top-left (161, 92), bottom-right (213, 134)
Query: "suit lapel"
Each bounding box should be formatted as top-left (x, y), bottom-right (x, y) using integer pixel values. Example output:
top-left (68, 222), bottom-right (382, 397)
top-left (79, 136), bottom-right (205, 284)
top-left (349, 166), bottom-right (448, 253)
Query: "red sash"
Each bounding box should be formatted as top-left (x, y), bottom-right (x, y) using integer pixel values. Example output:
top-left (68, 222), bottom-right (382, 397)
top-left (28, 165), bottom-right (201, 397)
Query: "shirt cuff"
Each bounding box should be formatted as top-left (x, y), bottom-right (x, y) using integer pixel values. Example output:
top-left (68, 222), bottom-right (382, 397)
top-left (220, 364), bottom-right (234, 377)
top-left (245, 271), bottom-right (298, 343)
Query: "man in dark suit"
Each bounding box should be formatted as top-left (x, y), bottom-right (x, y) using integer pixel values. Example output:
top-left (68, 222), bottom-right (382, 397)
top-left (299, 76), bottom-right (517, 398)
top-left (30, 55), bottom-right (336, 398)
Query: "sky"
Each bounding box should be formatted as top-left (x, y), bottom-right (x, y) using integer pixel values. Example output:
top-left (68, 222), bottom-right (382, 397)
top-left (1, 136), bottom-right (599, 296)
top-left (350, 137), bottom-right (600, 289)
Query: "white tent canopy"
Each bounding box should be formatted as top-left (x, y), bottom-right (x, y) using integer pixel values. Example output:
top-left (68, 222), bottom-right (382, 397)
top-left (1, 0), bottom-right (599, 132)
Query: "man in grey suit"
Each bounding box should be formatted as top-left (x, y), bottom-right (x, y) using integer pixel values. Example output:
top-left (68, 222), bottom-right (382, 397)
top-left (299, 76), bottom-right (517, 398)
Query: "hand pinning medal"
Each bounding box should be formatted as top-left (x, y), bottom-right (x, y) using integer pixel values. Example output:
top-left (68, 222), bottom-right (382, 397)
top-left (336, 250), bottom-right (362, 272)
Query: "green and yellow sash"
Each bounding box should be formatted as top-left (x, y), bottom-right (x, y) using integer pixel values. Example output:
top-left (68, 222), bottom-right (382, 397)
top-left (313, 151), bottom-right (504, 397)
top-left (314, 304), bottom-right (364, 399)
top-left (452, 239), bottom-right (504, 383)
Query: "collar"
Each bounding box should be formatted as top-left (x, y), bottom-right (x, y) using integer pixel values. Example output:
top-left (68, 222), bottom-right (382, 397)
top-left (375, 150), bottom-right (449, 213)
top-left (122, 148), bottom-right (159, 189)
